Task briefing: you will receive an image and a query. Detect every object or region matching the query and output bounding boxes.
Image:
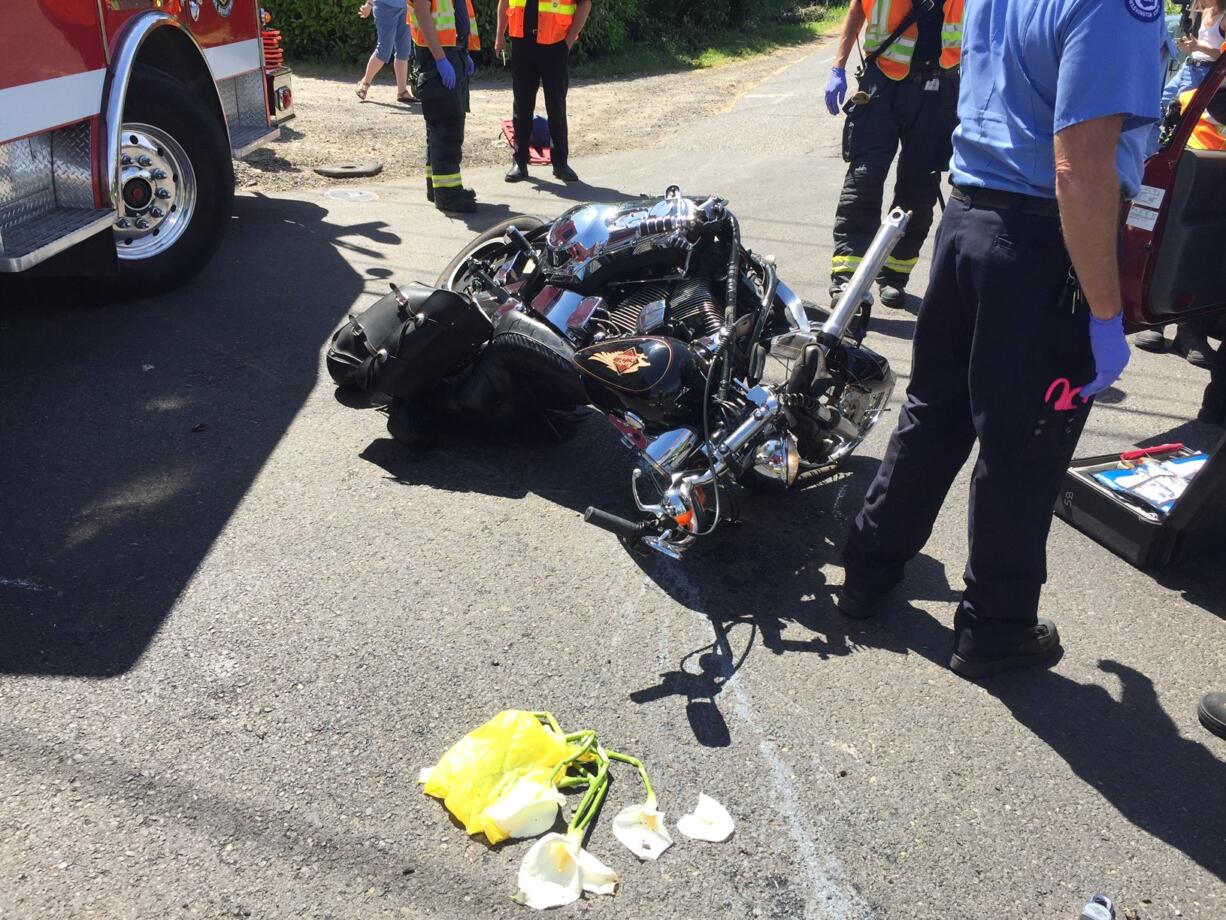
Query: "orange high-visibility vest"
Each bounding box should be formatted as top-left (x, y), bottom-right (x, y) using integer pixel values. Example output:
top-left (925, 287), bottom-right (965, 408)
top-left (860, 0), bottom-right (963, 81)
top-left (507, 0), bottom-right (577, 45)
top-left (1180, 88), bottom-right (1226, 151)
top-left (410, 0), bottom-right (481, 51)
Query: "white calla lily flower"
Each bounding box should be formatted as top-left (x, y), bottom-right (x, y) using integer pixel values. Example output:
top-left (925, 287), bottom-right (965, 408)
top-left (676, 793), bottom-right (735, 842)
top-left (515, 831), bottom-right (619, 910)
top-left (483, 774), bottom-right (566, 841)
top-left (611, 797), bottom-right (672, 860)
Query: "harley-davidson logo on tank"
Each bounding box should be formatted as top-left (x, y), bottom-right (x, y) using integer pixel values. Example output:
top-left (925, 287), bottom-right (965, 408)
top-left (590, 347), bottom-right (650, 375)
top-left (212, 0), bottom-right (235, 16)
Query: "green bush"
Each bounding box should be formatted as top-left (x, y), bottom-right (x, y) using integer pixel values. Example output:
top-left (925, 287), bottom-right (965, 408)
top-left (267, 0), bottom-right (819, 65)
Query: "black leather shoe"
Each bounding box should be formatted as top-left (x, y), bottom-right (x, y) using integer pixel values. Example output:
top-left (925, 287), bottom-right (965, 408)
top-left (949, 618), bottom-right (1062, 679)
top-left (505, 163), bottom-right (528, 183)
top-left (835, 569), bottom-right (903, 620)
top-left (1197, 405), bottom-right (1225, 426)
top-left (878, 283), bottom-right (907, 309)
top-left (552, 163), bottom-right (579, 183)
top-left (1198, 692), bottom-right (1226, 739)
top-left (1175, 326), bottom-right (1216, 369)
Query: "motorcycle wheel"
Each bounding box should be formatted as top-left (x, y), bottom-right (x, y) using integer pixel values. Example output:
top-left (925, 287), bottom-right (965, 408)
top-left (436, 215), bottom-right (545, 305)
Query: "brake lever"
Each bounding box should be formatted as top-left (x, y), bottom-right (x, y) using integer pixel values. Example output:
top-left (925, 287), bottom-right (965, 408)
top-left (630, 469), bottom-right (666, 517)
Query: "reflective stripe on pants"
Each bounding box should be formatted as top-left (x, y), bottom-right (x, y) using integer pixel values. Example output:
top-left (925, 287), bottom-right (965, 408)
top-left (831, 64), bottom-right (959, 285)
top-left (418, 46), bottom-right (470, 191)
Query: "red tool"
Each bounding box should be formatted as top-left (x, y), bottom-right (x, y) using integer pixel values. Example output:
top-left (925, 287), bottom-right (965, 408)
top-left (1120, 443), bottom-right (1184, 462)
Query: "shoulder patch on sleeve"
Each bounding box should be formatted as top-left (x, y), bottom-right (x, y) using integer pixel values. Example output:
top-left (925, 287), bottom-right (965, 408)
top-left (1125, 0), bottom-right (1161, 22)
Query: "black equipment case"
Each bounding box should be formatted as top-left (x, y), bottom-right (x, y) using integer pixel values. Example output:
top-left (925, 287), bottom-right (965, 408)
top-left (1053, 434), bottom-right (1226, 568)
top-left (326, 282), bottom-right (492, 399)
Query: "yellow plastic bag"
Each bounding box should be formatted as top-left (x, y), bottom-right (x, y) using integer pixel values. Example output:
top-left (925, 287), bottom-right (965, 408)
top-left (421, 710), bottom-right (578, 845)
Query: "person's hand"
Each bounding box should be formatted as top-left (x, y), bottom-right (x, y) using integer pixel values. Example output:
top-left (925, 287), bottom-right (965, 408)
top-left (1177, 35), bottom-right (1197, 53)
top-left (824, 67), bottom-right (847, 116)
top-left (565, 32), bottom-right (579, 49)
top-left (466, 54), bottom-right (475, 76)
top-left (1081, 313), bottom-right (1130, 400)
top-left (494, 34), bottom-right (506, 57)
top-left (357, 1), bottom-right (371, 19)
top-left (436, 55), bottom-right (457, 90)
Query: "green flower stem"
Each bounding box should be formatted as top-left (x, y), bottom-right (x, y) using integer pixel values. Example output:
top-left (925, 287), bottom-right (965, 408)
top-left (550, 730), bottom-right (598, 787)
top-left (568, 755), bottom-right (610, 840)
top-left (606, 748), bottom-right (655, 802)
top-left (530, 711), bottom-right (564, 735)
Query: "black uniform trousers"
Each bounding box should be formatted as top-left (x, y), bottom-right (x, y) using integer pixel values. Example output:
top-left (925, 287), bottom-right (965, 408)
top-left (843, 192), bottom-right (1096, 656)
top-left (1204, 333), bottom-right (1226, 418)
top-left (511, 37), bottom-right (569, 168)
top-left (416, 46), bottom-right (471, 191)
top-left (832, 63), bottom-right (959, 289)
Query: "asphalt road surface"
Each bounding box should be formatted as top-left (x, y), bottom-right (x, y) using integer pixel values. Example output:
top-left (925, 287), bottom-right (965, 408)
top-left (3, 40), bottom-right (1225, 920)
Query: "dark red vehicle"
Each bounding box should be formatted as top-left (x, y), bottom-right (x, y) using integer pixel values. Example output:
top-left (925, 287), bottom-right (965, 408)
top-left (1122, 54), bottom-right (1226, 329)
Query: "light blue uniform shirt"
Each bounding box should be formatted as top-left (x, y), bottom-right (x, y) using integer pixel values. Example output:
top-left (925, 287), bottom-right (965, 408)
top-left (950, 0), bottom-right (1168, 199)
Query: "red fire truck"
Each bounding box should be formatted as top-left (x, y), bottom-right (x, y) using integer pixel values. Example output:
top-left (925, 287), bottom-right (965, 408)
top-left (0, 0), bottom-right (293, 291)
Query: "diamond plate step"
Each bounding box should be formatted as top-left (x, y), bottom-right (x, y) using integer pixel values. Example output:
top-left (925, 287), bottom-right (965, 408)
top-left (0, 207), bottom-right (115, 272)
top-left (230, 123), bottom-right (282, 158)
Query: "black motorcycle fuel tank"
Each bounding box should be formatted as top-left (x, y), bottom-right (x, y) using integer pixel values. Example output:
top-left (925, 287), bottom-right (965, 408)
top-left (573, 336), bottom-right (702, 426)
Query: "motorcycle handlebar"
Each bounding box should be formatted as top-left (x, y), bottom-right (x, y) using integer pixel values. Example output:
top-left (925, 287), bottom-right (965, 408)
top-left (582, 506), bottom-right (657, 540)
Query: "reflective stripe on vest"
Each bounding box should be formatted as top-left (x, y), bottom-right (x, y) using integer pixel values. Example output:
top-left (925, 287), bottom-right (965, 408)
top-left (1179, 89), bottom-right (1226, 151)
top-left (861, 0), bottom-right (963, 81)
top-left (410, 0), bottom-right (481, 51)
top-left (507, 0), bottom-right (577, 45)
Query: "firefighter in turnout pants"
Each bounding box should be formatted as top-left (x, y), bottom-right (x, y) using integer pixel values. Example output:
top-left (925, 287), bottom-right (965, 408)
top-left (410, 0), bottom-right (481, 213)
top-left (824, 0), bottom-right (962, 310)
top-left (495, 0), bottom-right (592, 183)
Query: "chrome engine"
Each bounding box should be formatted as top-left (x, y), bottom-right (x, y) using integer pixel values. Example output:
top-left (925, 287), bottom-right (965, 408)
top-left (442, 186), bottom-right (910, 560)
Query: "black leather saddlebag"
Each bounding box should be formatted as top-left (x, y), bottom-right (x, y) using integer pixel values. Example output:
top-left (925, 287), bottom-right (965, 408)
top-left (326, 283), bottom-right (492, 399)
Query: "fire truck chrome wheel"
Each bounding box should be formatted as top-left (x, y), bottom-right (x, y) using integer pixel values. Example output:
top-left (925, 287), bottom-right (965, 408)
top-left (114, 124), bottom-right (197, 261)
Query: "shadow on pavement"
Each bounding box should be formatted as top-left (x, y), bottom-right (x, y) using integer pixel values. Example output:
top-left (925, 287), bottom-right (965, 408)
top-left (0, 195), bottom-right (387, 677)
top-left (990, 657), bottom-right (1226, 883)
top-left (522, 175), bottom-right (641, 204)
top-left (357, 410), bottom-right (629, 513)
top-left (800, 592), bottom-right (1226, 883)
top-left (627, 470), bottom-right (962, 748)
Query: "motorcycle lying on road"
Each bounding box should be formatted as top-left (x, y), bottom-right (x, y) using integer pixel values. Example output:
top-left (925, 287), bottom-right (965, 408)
top-left (327, 186), bottom-right (910, 559)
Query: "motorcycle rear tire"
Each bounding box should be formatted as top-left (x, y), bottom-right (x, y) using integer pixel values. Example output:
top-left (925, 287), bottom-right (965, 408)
top-left (436, 215), bottom-right (546, 296)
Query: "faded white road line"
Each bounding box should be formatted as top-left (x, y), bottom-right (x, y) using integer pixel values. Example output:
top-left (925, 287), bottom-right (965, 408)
top-left (648, 563), bottom-right (874, 920)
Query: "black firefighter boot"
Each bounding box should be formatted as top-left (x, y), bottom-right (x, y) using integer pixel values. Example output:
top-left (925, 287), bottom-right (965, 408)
top-left (877, 272), bottom-right (908, 309)
top-left (427, 175), bottom-right (476, 205)
top-left (434, 185), bottom-right (478, 214)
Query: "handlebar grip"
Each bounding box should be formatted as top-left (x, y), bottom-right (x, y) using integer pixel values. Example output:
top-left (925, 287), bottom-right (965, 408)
top-left (582, 507), bottom-right (654, 540)
top-left (641, 216), bottom-right (681, 235)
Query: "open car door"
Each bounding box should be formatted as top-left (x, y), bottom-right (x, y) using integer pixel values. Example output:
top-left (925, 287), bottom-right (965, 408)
top-left (1122, 53), bottom-right (1226, 330)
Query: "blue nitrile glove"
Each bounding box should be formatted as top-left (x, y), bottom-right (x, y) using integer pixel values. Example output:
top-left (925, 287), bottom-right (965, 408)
top-left (1081, 313), bottom-right (1131, 400)
top-left (466, 54), bottom-right (475, 75)
top-left (436, 55), bottom-right (457, 90)
top-left (824, 67), bottom-right (847, 115)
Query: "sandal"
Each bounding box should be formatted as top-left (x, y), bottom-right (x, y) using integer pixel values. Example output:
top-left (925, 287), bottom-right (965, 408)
top-left (398, 89), bottom-right (417, 103)
top-left (355, 81), bottom-right (370, 101)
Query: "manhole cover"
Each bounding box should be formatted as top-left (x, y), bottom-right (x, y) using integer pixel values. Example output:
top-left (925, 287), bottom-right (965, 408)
top-left (324, 188), bottom-right (378, 202)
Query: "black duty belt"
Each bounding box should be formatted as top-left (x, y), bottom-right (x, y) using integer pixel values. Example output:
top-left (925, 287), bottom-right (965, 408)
top-left (904, 66), bottom-right (952, 83)
top-left (951, 185), bottom-right (1060, 219)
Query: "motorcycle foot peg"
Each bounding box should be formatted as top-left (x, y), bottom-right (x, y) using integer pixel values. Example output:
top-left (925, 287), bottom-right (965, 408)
top-left (583, 506), bottom-right (657, 541)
